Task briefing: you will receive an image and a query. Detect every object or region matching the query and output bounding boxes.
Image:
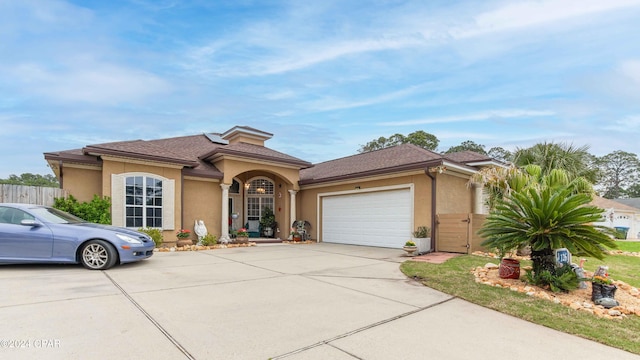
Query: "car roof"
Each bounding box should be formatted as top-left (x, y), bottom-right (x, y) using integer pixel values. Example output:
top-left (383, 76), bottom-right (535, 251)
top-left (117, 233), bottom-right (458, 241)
top-left (0, 203), bottom-right (48, 210)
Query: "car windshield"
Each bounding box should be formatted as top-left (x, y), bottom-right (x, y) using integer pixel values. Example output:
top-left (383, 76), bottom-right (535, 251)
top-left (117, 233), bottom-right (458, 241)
top-left (30, 207), bottom-right (86, 224)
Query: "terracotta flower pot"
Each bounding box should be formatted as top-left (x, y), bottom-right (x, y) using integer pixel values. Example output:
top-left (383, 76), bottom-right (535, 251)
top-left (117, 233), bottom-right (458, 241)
top-left (235, 236), bottom-right (249, 244)
top-left (177, 238), bottom-right (193, 247)
top-left (499, 258), bottom-right (521, 279)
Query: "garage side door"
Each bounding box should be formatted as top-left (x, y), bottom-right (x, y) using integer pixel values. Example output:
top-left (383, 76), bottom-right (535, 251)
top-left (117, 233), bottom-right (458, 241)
top-left (322, 189), bottom-right (411, 248)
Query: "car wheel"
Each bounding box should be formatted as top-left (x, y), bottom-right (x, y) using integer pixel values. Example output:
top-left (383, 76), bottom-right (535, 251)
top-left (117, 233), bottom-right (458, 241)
top-left (81, 240), bottom-right (118, 270)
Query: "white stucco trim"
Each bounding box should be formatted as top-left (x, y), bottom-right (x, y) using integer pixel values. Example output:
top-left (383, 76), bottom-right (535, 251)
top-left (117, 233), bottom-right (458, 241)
top-left (111, 172), bottom-right (175, 230)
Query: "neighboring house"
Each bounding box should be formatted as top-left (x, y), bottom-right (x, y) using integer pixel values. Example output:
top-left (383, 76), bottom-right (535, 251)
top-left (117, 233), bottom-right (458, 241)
top-left (44, 126), bottom-right (503, 251)
top-left (591, 197), bottom-right (640, 239)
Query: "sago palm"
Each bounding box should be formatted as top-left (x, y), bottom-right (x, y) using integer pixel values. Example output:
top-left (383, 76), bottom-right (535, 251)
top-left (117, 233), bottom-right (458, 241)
top-left (479, 185), bottom-right (617, 275)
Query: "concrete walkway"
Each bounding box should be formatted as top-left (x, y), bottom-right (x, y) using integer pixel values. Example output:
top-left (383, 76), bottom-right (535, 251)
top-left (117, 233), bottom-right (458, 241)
top-left (1, 243), bottom-right (637, 359)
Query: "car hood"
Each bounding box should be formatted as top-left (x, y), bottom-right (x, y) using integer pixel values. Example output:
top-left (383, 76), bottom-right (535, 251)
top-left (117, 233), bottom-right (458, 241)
top-left (72, 223), bottom-right (151, 239)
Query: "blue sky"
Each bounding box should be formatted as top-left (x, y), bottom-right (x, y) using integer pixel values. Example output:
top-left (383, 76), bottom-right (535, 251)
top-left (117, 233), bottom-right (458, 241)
top-left (1, 0), bottom-right (640, 178)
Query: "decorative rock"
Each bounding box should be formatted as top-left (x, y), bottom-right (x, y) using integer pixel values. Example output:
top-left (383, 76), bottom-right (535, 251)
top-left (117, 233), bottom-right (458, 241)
top-left (470, 260), bottom-right (639, 319)
top-left (485, 263), bottom-right (499, 269)
top-left (608, 309), bottom-right (622, 317)
top-left (536, 292), bottom-right (552, 301)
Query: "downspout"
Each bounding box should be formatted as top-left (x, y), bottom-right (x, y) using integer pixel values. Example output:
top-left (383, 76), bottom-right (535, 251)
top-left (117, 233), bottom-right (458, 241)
top-left (180, 170), bottom-right (184, 231)
top-left (425, 169), bottom-right (436, 253)
top-left (58, 160), bottom-right (64, 189)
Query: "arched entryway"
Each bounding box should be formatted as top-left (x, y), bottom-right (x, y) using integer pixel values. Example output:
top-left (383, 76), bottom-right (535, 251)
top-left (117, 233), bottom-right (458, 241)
top-left (245, 177), bottom-right (275, 237)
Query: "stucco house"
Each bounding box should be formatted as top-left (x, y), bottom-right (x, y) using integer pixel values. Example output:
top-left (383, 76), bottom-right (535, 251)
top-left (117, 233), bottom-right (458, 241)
top-left (591, 197), bottom-right (640, 239)
top-left (44, 126), bottom-right (502, 252)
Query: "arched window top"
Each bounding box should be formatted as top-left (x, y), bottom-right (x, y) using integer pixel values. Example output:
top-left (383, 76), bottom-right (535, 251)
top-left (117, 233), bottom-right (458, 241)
top-left (247, 178), bottom-right (274, 195)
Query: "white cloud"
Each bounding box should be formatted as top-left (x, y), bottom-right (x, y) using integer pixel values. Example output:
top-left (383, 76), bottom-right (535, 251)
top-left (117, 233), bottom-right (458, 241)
top-left (603, 114), bottom-right (640, 131)
top-left (305, 85), bottom-right (424, 112)
top-left (378, 109), bottom-right (555, 126)
top-left (186, 35), bottom-right (426, 78)
top-left (10, 63), bottom-right (171, 104)
top-left (619, 60), bottom-right (640, 84)
top-left (451, 0), bottom-right (640, 39)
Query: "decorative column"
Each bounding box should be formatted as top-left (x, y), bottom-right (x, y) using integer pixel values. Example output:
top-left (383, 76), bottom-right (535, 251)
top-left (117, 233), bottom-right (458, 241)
top-left (220, 184), bottom-right (231, 244)
top-left (472, 182), bottom-right (485, 214)
top-left (288, 189), bottom-right (297, 239)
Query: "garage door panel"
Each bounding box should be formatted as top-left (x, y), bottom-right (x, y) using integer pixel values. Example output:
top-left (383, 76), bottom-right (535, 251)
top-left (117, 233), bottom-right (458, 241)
top-left (322, 189), bottom-right (411, 248)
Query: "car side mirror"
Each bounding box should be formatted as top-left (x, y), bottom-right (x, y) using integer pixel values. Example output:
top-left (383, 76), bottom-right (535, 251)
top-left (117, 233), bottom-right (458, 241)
top-left (21, 219), bottom-right (41, 227)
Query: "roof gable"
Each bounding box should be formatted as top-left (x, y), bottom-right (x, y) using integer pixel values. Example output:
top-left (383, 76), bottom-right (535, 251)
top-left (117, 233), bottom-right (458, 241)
top-left (200, 142), bottom-right (311, 168)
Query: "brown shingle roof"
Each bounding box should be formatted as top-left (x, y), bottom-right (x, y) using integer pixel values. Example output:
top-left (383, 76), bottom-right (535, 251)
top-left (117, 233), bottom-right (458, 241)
top-left (300, 144), bottom-right (444, 184)
top-left (591, 196), bottom-right (640, 212)
top-left (200, 142), bottom-right (312, 167)
top-left (84, 139), bottom-right (199, 167)
top-left (44, 148), bottom-right (101, 166)
top-left (46, 133), bottom-right (311, 179)
top-left (444, 151), bottom-right (493, 164)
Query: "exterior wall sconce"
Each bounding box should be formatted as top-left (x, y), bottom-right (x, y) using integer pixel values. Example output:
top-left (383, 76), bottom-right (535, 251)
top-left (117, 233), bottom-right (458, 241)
top-left (428, 165), bottom-right (447, 174)
top-left (244, 182), bottom-right (251, 190)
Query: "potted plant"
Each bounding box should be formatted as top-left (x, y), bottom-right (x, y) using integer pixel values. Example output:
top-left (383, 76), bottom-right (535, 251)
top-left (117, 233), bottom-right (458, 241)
top-left (235, 228), bottom-right (249, 244)
top-left (412, 226), bottom-right (431, 254)
top-left (590, 266), bottom-right (619, 308)
top-left (176, 229), bottom-right (192, 247)
top-left (403, 240), bottom-right (418, 256)
top-left (290, 228), bottom-right (302, 242)
top-left (260, 207), bottom-right (277, 238)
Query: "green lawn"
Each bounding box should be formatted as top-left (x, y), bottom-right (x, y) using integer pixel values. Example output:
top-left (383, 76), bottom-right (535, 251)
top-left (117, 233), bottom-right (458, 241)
top-left (400, 254), bottom-right (640, 355)
top-left (614, 241), bottom-right (640, 253)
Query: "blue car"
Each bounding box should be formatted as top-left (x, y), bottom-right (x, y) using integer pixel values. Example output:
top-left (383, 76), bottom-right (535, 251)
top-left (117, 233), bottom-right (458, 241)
top-left (0, 203), bottom-right (154, 270)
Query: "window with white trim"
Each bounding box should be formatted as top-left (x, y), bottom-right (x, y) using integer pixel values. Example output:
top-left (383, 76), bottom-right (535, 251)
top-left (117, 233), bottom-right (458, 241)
top-left (246, 178), bottom-right (274, 221)
top-left (125, 176), bottom-right (163, 228)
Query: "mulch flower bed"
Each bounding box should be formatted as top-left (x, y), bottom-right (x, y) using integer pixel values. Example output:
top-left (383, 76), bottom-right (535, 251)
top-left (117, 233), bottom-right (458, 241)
top-left (155, 243), bottom-right (257, 252)
top-left (471, 252), bottom-right (640, 319)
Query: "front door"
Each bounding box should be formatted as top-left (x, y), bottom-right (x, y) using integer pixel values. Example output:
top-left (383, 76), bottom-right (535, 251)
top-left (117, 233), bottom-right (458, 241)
top-left (246, 178), bottom-right (274, 236)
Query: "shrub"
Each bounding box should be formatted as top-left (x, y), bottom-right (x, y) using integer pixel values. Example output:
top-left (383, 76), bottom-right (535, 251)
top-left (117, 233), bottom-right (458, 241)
top-left (201, 233), bottom-right (217, 246)
top-left (138, 228), bottom-right (163, 247)
top-left (53, 194), bottom-right (111, 224)
top-left (524, 264), bottom-right (580, 293)
top-left (479, 186), bottom-right (617, 276)
top-left (412, 226), bottom-right (430, 238)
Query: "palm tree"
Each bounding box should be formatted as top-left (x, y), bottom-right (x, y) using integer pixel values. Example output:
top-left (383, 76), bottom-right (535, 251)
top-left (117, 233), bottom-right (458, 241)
top-left (469, 164), bottom-right (594, 211)
top-left (512, 142), bottom-right (598, 183)
top-left (479, 185), bottom-right (617, 279)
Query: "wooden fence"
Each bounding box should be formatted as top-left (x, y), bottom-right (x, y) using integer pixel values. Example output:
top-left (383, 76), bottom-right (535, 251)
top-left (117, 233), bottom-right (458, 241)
top-left (0, 184), bottom-right (68, 206)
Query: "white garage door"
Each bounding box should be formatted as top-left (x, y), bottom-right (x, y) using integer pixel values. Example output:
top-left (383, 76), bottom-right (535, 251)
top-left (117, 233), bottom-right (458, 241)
top-left (322, 189), bottom-right (412, 248)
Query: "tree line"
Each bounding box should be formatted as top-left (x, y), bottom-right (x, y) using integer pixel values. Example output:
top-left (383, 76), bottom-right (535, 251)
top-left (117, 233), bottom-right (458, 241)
top-left (358, 130), bottom-right (639, 199)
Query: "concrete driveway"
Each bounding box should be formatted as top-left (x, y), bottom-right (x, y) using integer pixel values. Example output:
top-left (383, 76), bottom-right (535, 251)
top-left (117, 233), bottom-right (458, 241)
top-left (1, 243), bottom-right (637, 360)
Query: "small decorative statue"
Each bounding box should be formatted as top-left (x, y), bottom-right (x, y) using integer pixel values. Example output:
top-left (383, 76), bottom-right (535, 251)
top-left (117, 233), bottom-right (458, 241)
top-left (194, 220), bottom-right (207, 245)
top-left (570, 258), bottom-right (588, 289)
top-left (591, 265), bottom-right (619, 309)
